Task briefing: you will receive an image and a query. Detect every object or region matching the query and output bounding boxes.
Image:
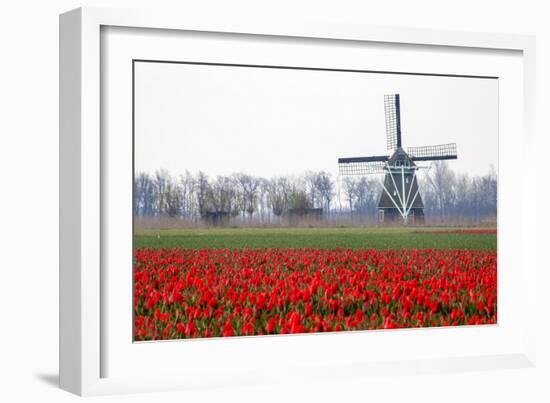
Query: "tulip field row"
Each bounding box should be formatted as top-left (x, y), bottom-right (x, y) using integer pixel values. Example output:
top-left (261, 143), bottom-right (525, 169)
top-left (133, 237), bottom-right (497, 340)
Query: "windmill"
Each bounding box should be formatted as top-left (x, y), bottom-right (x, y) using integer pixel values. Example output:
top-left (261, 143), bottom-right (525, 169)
top-left (338, 94), bottom-right (458, 224)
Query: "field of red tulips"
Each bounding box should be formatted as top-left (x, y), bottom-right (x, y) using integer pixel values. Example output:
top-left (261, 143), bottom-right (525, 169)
top-left (133, 247), bottom-right (496, 340)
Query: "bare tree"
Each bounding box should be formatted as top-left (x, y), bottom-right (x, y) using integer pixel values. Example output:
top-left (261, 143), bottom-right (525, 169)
top-left (341, 177), bottom-right (357, 212)
top-left (195, 171), bottom-right (210, 217)
top-left (266, 177), bottom-right (291, 217)
top-left (314, 171), bottom-right (335, 214)
top-left (178, 171), bottom-right (196, 218)
top-left (304, 171), bottom-right (321, 208)
top-left (134, 172), bottom-right (155, 216)
top-left (165, 178), bottom-right (181, 217)
top-left (235, 173), bottom-right (261, 220)
top-left (209, 176), bottom-right (236, 214)
top-left (426, 161), bottom-right (456, 219)
top-left (354, 177), bottom-right (378, 214)
top-left (288, 189), bottom-right (313, 210)
top-left (453, 173), bottom-right (471, 220)
top-left (153, 169), bottom-right (172, 216)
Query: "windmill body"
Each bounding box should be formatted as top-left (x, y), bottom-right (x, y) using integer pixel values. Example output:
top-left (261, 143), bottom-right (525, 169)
top-left (338, 94), bottom-right (458, 224)
top-left (377, 147), bottom-right (424, 222)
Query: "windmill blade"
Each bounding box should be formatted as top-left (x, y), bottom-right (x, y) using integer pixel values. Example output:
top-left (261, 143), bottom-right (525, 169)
top-left (408, 143), bottom-right (458, 161)
top-left (384, 94), bottom-right (402, 150)
top-left (338, 156), bottom-right (389, 176)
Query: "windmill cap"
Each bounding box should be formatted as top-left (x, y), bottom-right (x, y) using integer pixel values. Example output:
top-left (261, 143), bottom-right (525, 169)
top-left (388, 147), bottom-right (416, 166)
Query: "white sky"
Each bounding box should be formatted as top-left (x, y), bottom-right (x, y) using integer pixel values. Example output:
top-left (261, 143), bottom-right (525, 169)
top-left (134, 62), bottom-right (498, 179)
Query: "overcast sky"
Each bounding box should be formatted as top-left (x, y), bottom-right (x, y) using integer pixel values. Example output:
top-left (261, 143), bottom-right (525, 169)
top-left (134, 61), bottom-right (498, 179)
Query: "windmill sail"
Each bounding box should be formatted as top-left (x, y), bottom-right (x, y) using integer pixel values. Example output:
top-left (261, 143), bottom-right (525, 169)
top-left (407, 143), bottom-right (457, 161)
top-left (338, 156), bottom-right (388, 175)
top-left (384, 94), bottom-right (402, 150)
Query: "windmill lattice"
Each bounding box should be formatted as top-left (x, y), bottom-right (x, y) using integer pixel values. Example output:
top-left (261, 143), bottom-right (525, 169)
top-left (338, 94), bottom-right (458, 223)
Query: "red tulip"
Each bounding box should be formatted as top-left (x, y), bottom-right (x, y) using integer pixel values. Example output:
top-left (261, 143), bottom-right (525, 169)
top-left (222, 321), bottom-right (235, 337)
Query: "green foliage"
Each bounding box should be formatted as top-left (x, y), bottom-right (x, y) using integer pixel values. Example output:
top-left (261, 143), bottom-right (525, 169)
top-left (134, 227), bottom-right (496, 250)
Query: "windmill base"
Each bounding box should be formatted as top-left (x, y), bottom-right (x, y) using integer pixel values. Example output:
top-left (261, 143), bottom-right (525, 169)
top-left (378, 208), bottom-right (424, 224)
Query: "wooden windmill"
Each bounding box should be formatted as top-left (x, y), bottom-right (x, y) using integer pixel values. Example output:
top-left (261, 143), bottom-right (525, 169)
top-left (338, 94), bottom-right (458, 223)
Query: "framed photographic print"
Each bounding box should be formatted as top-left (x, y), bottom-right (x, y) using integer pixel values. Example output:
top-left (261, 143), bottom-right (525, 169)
top-left (60, 7), bottom-right (537, 396)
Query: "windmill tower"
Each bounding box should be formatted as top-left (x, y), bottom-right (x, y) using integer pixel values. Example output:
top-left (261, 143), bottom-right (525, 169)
top-left (338, 94), bottom-right (458, 224)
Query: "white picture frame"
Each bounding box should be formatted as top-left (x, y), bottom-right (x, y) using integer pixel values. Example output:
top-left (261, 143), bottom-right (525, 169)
top-left (59, 6), bottom-right (537, 396)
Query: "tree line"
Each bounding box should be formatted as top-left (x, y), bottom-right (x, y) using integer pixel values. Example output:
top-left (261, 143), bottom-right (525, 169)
top-left (134, 162), bottom-right (497, 225)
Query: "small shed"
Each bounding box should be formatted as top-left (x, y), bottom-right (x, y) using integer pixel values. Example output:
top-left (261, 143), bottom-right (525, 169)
top-left (202, 211), bottom-right (231, 226)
